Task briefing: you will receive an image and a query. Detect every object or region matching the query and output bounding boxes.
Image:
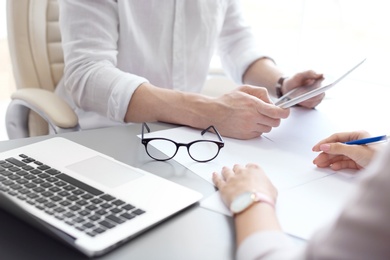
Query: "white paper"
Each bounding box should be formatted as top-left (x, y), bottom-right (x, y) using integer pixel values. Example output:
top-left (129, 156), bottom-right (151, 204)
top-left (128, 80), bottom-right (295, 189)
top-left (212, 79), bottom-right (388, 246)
top-left (140, 81), bottom-right (390, 240)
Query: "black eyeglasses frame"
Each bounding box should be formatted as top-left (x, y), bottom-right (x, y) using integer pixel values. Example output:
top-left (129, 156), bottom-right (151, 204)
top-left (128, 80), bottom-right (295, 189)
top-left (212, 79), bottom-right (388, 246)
top-left (141, 123), bottom-right (224, 162)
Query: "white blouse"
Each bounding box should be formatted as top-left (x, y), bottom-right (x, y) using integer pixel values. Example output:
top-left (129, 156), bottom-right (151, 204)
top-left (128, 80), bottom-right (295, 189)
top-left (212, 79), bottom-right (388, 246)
top-left (57, 0), bottom-right (265, 129)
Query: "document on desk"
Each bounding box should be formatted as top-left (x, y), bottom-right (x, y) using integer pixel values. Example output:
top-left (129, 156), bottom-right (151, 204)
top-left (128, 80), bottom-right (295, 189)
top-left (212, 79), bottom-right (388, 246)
top-left (140, 107), bottom-right (360, 240)
top-left (142, 108), bottom-right (340, 187)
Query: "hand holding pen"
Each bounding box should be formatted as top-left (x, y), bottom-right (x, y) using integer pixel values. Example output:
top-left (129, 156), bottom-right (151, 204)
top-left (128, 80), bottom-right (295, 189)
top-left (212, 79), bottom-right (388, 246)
top-left (312, 131), bottom-right (382, 171)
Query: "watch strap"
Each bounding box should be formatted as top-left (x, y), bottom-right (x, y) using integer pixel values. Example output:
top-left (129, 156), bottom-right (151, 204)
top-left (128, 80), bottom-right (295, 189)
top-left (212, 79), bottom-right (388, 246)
top-left (275, 77), bottom-right (287, 98)
top-left (252, 192), bottom-right (275, 208)
top-left (230, 191), bottom-right (275, 216)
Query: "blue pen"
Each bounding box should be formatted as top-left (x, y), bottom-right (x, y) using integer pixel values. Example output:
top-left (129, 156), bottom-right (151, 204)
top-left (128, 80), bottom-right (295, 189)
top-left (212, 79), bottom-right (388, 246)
top-left (344, 135), bottom-right (389, 145)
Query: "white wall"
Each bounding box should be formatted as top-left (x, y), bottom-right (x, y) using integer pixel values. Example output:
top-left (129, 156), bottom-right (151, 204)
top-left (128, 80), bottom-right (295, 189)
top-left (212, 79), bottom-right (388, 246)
top-left (240, 0), bottom-right (390, 86)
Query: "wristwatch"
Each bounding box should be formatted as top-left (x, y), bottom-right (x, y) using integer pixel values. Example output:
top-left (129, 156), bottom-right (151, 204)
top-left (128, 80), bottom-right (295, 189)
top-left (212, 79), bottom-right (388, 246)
top-left (275, 76), bottom-right (287, 98)
top-left (230, 191), bottom-right (275, 215)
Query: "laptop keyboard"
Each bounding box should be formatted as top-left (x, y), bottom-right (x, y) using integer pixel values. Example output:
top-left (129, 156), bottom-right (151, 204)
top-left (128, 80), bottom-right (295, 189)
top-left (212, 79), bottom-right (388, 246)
top-left (0, 154), bottom-right (146, 237)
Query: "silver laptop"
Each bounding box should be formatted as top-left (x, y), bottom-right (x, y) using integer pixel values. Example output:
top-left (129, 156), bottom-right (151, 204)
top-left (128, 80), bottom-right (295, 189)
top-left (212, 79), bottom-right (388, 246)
top-left (0, 137), bottom-right (202, 257)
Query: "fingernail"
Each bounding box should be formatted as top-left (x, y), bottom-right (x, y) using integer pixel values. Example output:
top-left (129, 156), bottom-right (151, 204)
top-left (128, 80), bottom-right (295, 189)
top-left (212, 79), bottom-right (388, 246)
top-left (320, 144), bottom-right (330, 152)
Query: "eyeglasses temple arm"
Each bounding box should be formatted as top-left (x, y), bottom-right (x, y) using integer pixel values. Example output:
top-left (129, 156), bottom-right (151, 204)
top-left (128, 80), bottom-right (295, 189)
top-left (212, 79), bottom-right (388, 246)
top-left (142, 122), bottom-right (151, 139)
top-left (201, 125), bottom-right (224, 142)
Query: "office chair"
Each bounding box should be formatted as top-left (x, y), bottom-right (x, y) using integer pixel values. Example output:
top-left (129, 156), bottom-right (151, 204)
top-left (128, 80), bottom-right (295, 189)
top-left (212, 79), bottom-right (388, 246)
top-left (5, 0), bottom-right (79, 139)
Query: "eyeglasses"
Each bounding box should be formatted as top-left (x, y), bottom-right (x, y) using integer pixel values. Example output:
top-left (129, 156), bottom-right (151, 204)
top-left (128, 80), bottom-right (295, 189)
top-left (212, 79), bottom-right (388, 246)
top-left (141, 123), bottom-right (225, 162)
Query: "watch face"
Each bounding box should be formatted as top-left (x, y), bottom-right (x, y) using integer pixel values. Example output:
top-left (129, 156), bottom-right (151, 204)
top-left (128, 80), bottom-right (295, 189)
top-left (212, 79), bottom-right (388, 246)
top-left (230, 192), bottom-right (253, 214)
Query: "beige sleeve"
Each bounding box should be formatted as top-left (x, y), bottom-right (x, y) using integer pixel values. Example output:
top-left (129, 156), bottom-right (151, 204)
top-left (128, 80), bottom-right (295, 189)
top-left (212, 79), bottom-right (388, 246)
top-left (305, 144), bottom-right (390, 259)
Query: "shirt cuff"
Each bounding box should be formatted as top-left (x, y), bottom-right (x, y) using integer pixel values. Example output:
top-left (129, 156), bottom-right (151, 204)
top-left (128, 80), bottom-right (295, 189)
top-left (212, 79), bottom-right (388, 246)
top-left (237, 231), bottom-right (302, 260)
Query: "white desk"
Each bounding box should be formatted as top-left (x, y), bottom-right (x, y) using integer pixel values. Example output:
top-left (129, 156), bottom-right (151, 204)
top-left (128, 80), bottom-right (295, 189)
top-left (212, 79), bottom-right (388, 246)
top-left (0, 79), bottom-right (388, 259)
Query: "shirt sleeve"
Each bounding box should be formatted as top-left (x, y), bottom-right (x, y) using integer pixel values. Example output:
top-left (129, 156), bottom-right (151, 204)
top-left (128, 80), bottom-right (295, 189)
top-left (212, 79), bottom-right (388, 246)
top-left (59, 0), bottom-right (148, 122)
top-left (217, 0), bottom-right (270, 84)
top-left (304, 144), bottom-right (390, 259)
top-left (237, 231), bottom-right (304, 260)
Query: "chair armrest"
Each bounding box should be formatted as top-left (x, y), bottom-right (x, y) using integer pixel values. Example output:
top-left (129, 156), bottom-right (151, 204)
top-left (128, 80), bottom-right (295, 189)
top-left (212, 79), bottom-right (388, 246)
top-left (6, 88), bottom-right (80, 139)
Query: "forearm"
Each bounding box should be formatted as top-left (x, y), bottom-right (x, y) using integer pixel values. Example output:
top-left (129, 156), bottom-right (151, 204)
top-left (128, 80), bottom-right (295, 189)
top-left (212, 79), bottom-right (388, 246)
top-left (243, 58), bottom-right (284, 97)
top-left (124, 82), bottom-right (216, 129)
top-left (235, 203), bottom-right (281, 246)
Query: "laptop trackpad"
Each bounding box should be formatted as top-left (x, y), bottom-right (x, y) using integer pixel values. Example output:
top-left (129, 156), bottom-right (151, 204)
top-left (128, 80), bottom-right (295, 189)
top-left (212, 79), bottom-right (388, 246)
top-left (66, 156), bottom-right (143, 188)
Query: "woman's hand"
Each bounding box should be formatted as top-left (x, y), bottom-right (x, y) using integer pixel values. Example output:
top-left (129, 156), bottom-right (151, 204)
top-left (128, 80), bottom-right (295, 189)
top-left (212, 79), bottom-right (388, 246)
top-left (212, 163), bottom-right (277, 207)
top-left (312, 131), bottom-right (379, 170)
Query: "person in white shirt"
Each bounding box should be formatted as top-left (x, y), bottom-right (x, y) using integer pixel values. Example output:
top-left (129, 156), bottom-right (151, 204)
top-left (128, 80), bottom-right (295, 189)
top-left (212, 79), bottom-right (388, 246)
top-left (57, 0), bottom-right (324, 139)
top-left (213, 130), bottom-right (390, 259)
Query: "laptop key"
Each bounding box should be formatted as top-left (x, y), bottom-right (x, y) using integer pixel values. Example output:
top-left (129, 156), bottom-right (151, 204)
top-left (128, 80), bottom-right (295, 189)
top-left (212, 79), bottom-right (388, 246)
top-left (16, 179), bottom-right (28, 185)
top-left (87, 232), bottom-right (97, 237)
top-left (96, 209), bottom-right (107, 216)
top-left (78, 210), bottom-right (90, 216)
top-left (18, 189), bottom-right (31, 195)
top-left (91, 198), bottom-right (103, 204)
top-left (106, 214), bottom-right (125, 224)
top-left (10, 184), bottom-right (23, 190)
top-left (37, 165), bottom-right (50, 171)
top-left (49, 186), bottom-right (61, 193)
top-left (30, 169), bottom-right (42, 175)
top-left (40, 182), bottom-right (53, 188)
top-left (112, 199), bottom-right (125, 206)
top-left (16, 170), bottom-right (28, 176)
top-left (44, 202), bottom-right (56, 208)
top-left (120, 213), bottom-right (135, 220)
top-left (64, 212), bottom-right (75, 218)
top-left (82, 193), bottom-right (93, 200)
top-left (46, 177), bottom-right (58, 183)
top-left (36, 198), bottom-right (48, 204)
top-left (63, 185), bottom-right (76, 191)
top-left (100, 203), bottom-right (112, 209)
top-left (9, 175), bottom-right (20, 180)
top-left (24, 174), bottom-right (36, 180)
top-left (22, 165), bottom-right (34, 171)
top-left (1, 171), bottom-right (12, 177)
top-left (69, 205), bottom-right (81, 211)
top-left (99, 220), bottom-right (116, 229)
top-left (93, 227), bottom-right (106, 234)
top-left (73, 217), bottom-right (85, 223)
top-left (9, 167), bottom-right (21, 172)
top-left (26, 193), bottom-right (39, 199)
top-left (33, 187), bottom-right (45, 193)
top-left (132, 209), bottom-right (146, 215)
top-left (7, 191), bottom-right (18, 196)
top-left (3, 180), bottom-right (14, 186)
top-left (46, 168), bottom-right (61, 175)
top-left (57, 173), bottom-right (103, 196)
top-left (6, 157), bottom-right (26, 167)
top-left (32, 179), bottom-right (44, 184)
top-left (1, 163), bottom-right (13, 168)
top-left (89, 215), bottom-right (101, 221)
top-left (100, 194), bottom-right (115, 201)
top-left (59, 200), bottom-right (72, 207)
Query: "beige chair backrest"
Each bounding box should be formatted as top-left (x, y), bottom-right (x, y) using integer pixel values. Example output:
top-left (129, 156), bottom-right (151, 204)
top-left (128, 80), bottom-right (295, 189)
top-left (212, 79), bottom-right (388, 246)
top-left (7, 0), bottom-right (63, 136)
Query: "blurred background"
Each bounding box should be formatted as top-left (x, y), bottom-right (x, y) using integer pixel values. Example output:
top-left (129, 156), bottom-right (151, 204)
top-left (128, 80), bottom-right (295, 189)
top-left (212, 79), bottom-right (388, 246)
top-left (1, 0), bottom-right (389, 140)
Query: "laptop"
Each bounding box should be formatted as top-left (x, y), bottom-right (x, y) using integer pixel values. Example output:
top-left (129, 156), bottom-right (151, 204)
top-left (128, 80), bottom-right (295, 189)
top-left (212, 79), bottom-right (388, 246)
top-left (0, 137), bottom-right (202, 257)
